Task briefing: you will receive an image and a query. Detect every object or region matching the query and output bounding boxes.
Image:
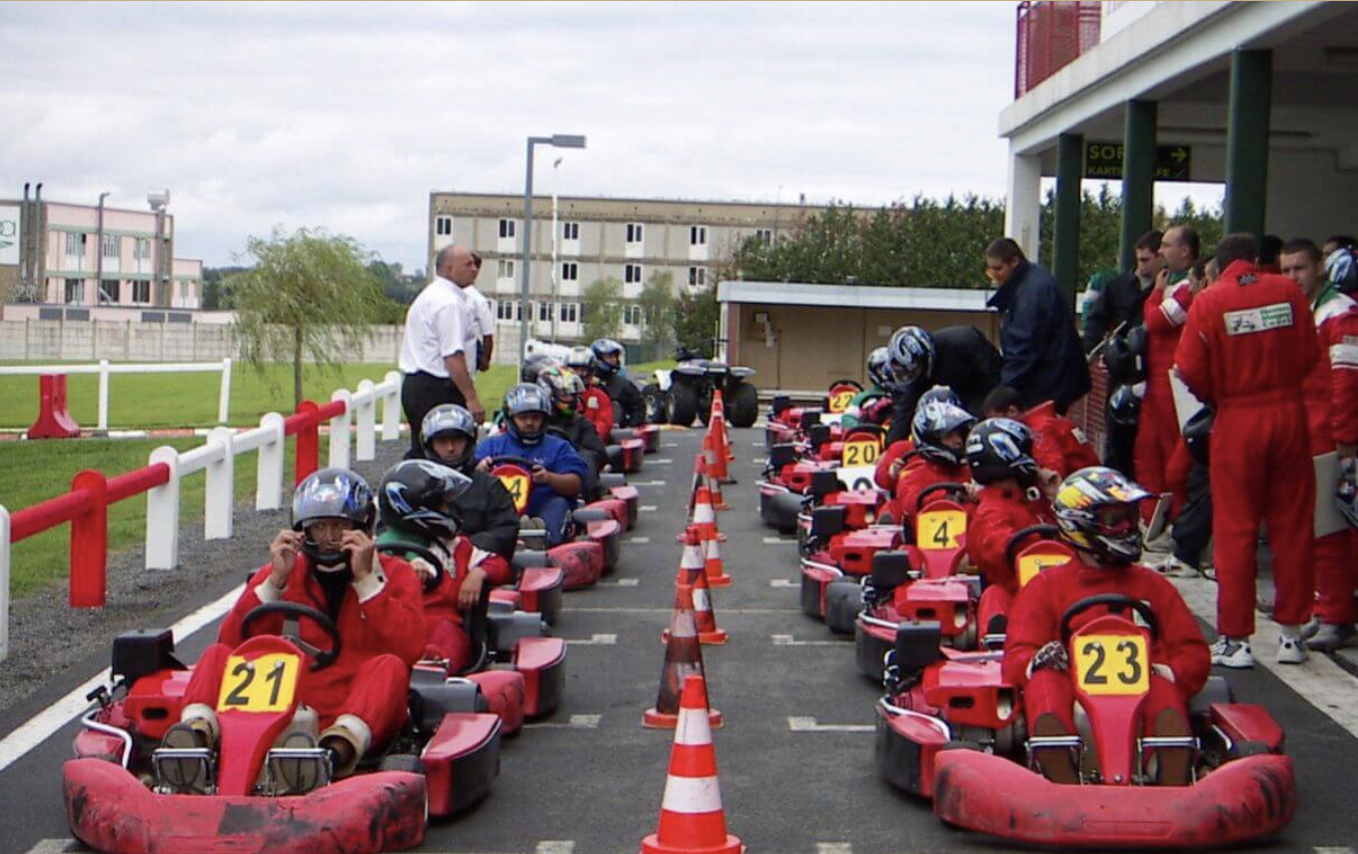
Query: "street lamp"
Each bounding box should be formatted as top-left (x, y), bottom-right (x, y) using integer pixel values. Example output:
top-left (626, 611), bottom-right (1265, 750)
top-left (94, 191), bottom-right (111, 305)
top-left (550, 156), bottom-right (563, 343)
top-left (520, 133), bottom-right (586, 366)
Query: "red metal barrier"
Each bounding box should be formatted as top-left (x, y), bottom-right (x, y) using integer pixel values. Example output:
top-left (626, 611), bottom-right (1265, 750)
top-left (290, 400), bottom-right (322, 485)
top-left (28, 374), bottom-right (81, 439)
top-left (1015, 1), bottom-right (1101, 99)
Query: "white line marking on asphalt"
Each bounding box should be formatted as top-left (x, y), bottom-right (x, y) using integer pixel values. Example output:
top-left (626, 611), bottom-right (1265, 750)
top-left (639, 505), bottom-right (658, 512)
top-left (817, 844), bottom-right (853, 854)
top-left (1314, 848), bottom-right (1355, 854)
top-left (595, 578), bottom-right (641, 587)
top-left (787, 716), bottom-right (874, 733)
top-left (567, 634), bottom-right (618, 645)
top-left (752, 457), bottom-right (767, 464)
top-left (0, 582), bottom-right (245, 776)
top-left (631, 480), bottom-right (668, 487)
top-left (1173, 577), bottom-right (1358, 740)
top-left (537, 843), bottom-right (577, 854)
top-left (662, 442), bottom-right (680, 448)
top-left (772, 634), bottom-right (847, 647)
top-left (569, 606), bottom-right (801, 614)
top-left (654, 458), bottom-right (672, 464)
top-left (23, 841), bottom-right (79, 854)
top-left (525, 715), bottom-right (601, 730)
top-left (770, 579), bottom-right (799, 588)
top-left (763, 536), bottom-right (796, 544)
top-left (625, 536), bottom-right (651, 544)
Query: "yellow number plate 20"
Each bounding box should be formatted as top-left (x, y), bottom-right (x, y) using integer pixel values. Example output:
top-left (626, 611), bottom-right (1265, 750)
top-left (841, 438), bottom-right (881, 467)
top-left (498, 473), bottom-right (531, 514)
top-left (828, 390), bottom-right (855, 413)
top-left (917, 509), bottom-right (966, 550)
top-left (1017, 552), bottom-right (1067, 587)
top-left (1074, 634), bottom-right (1149, 697)
top-left (216, 652), bottom-right (301, 714)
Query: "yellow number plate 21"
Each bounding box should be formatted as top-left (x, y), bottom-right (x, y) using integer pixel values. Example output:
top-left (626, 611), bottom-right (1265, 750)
top-left (1074, 634), bottom-right (1149, 697)
top-left (216, 652), bottom-right (301, 714)
top-left (917, 509), bottom-right (966, 550)
top-left (841, 439), bottom-right (881, 467)
top-left (498, 473), bottom-right (531, 514)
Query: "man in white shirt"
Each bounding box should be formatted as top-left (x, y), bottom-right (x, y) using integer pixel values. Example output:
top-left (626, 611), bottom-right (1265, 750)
top-left (464, 252), bottom-right (496, 372)
top-left (399, 245), bottom-right (485, 457)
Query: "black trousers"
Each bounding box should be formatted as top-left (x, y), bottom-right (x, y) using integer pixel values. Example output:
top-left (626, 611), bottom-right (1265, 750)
top-left (402, 371), bottom-right (465, 458)
top-left (1172, 463), bottom-right (1213, 569)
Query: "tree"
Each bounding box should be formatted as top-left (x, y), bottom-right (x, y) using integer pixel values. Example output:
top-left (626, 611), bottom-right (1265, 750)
top-left (202, 265), bottom-right (247, 310)
top-left (582, 277), bottom-right (624, 342)
top-left (673, 286), bottom-right (720, 358)
top-left (226, 227), bottom-right (392, 407)
top-left (638, 271), bottom-right (678, 355)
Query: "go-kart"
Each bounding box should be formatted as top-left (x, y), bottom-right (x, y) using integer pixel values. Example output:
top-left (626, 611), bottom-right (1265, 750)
top-left (758, 442), bottom-right (839, 534)
top-left (875, 597), bottom-right (1297, 849)
top-left (799, 504), bottom-right (903, 633)
top-left (606, 425), bottom-right (659, 473)
top-left (643, 346), bottom-right (759, 428)
top-left (490, 456), bottom-right (623, 590)
top-left (64, 603), bottom-right (503, 854)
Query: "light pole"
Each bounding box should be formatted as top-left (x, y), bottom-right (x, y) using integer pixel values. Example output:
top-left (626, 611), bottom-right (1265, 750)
top-left (94, 191), bottom-right (111, 304)
top-left (550, 156), bottom-right (563, 343)
top-left (520, 133), bottom-right (586, 367)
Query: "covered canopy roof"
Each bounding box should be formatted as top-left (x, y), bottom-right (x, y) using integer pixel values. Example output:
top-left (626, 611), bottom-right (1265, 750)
top-left (715, 281), bottom-right (992, 311)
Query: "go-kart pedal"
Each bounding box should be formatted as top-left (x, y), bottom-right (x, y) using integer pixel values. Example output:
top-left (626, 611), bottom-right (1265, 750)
top-left (267, 729), bottom-right (332, 796)
top-left (155, 722), bottom-right (214, 794)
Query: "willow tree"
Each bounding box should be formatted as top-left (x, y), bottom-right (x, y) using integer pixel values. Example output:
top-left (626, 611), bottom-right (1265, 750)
top-left (227, 227), bottom-right (392, 407)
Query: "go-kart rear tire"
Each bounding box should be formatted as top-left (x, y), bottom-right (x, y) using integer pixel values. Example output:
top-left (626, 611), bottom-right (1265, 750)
top-left (379, 754), bottom-right (426, 775)
top-left (825, 580), bottom-right (863, 635)
top-left (670, 381), bottom-right (699, 427)
top-left (727, 381), bottom-right (759, 428)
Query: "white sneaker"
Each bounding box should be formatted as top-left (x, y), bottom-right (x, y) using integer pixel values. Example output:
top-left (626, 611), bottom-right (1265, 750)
top-left (1277, 632), bottom-right (1308, 665)
top-left (1210, 636), bottom-right (1254, 669)
top-left (1153, 555), bottom-right (1190, 577)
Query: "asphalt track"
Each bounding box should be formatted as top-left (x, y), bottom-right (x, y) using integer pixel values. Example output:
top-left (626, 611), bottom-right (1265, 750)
top-left (4, 426), bottom-right (1358, 853)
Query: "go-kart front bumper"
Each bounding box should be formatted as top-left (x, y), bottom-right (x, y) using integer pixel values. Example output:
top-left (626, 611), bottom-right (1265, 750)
top-left (759, 482), bottom-right (803, 534)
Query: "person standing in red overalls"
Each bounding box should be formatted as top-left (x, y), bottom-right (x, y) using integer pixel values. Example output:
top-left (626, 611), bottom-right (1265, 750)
top-left (1280, 239), bottom-right (1358, 652)
top-left (1174, 234), bottom-right (1320, 669)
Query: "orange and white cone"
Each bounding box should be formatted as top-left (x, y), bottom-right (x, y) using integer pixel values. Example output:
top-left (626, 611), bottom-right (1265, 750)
top-left (707, 465), bottom-right (730, 511)
top-left (640, 675), bottom-right (744, 854)
top-left (705, 417), bottom-right (731, 483)
top-left (703, 534), bottom-right (732, 588)
top-left (681, 480), bottom-right (726, 543)
top-left (645, 584), bottom-right (722, 729)
top-left (666, 529), bottom-right (728, 644)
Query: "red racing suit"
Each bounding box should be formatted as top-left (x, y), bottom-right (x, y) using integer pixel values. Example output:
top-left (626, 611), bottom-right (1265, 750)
top-left (1174, 260), bottom-right (1320, 636)
top-left (418, 536), bottom-right (513, 669)
top-left (1302, 283), bottom-right (1358, 624)
top-left (582, 385), bottom-right (614, 443)
top-left (893, 456), bottom-right (970, 529)
top-left (1135, 275), bottom-right (1194, 521)
top-left (1023, 400), bottom-right (1100, 478)
top-left (183, 553), bottom-right (425, 755)
top-left (966, 485), bottom-right (1055, 628)
top-left (1003, 557), bottom-right (1210, 735)
top-left (874, 439), bottom-right (916, 492)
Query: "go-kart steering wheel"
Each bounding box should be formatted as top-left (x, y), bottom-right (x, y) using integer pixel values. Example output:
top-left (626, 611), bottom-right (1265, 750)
top-left (239, 601), bottom-right (343, 671)
top-left (1059, 594), bottom-right (1159, 645)
top-left (378, 542), bottom-right (444, 595)
top-left (916, 482), bottom-right (970, 513)
top-left (489, 455), bottom-right (539, 471)
top-left (1004, 524), bottom-right (1063, 567)
top-left (829, 379), bottom-right (865, 392)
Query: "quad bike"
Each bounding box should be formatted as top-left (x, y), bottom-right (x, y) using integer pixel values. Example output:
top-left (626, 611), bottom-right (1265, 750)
top-left (643, 346), bottom-right (759, 428)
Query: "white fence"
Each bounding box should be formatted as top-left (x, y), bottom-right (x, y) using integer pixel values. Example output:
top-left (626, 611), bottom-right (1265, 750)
top-left (0, 359), bottom-right (233, 430)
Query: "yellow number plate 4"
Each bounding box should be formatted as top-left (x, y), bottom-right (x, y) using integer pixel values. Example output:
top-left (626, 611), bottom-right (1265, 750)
top-left (216, 652), bottom-right (301, 714)
top-left (841, 439), bottom-right (881, 467)
top-left (499, 473), bottom-right (531, 514)
top-left (917, 509), bottom-right (966, 550)
top-left (1074, 634), bottom-right (1149, 697)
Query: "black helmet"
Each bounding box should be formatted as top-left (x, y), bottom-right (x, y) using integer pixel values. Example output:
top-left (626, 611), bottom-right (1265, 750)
top-left (538, 364), bottom-right (584, 418)
top-left (1108, 383), bottom-right (1143, 428)
top-left (1052, 467), bottom-right (1152, 565)
top-left (1103, 328), bottom-right (1147, 385)
top-left (966, 418), bottom-right (1038, 485)
top-left (591, 338), bottom-right (625, 379)
top-left (911, 399), bottom-right (976, 466)
top-left (866, 347), bottom-right (892, 391)
top-left (1182, 406), bottom-right (1213, 468)
top-left (379, 460), bottom-right (472, 541)
top-left (291, 468), bottom-right (376, 566)
top-left (887, 326), bottom-right (934, 387)
top-left (421, 404), bottom-right (478, 470)
top-left (521, 352), bottom-right (562, 385)
top-left (503, 383), bottom-right (552, 444)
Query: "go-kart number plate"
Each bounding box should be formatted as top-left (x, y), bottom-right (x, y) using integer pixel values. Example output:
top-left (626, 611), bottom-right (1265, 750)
top-left (498, 472), bottom-right (531, 514)
top-left (216, 652), bottom-right (301, 714)
top-left (1074, 634), bottom-right (1149, 697)
top-left (835, 464), bottom-right (876, 492)
top-left (917, 509), bottom-right (965, 549)
top-left (828, 390), bottom-right (855, 413)
top-left (1017, 553), bottom-right (1067, 587)
top-left (842, 438), bottom-right (881, 467)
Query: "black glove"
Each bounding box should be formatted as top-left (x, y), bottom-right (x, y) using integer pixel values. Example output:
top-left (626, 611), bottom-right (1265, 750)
top-left (1030, 640), bottom-right (1069, 675)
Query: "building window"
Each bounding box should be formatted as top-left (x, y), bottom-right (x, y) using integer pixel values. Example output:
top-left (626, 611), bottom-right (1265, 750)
top-left (64, 232), bottom-right (83, 256)
top-left (102, 234), bottom-right (120, 257)
top-left (538, 301), bottom-right (553, 322)
top-left (65, 279), bottom-right (84, 304)
top-left (98, 280), bottom-right (121, 304)
top-left (134, 238), bottom-right (151, 260)
top-left (690, 225), bottom-right (707, 246)
top-left (561, 262), bottom-right (578, 282)
top-left (688, 267), bottom-right (707, 287)
top-left (755, 228), bottom-right (774, 246)
top-left (563, 221), bottom-right (579, 240)
top-left (435, 215), bottom-right (453, 236)
top-left (132, 280), bottom-right (151, 303)
top-left (497, 300), bottom-right (514, 321)
top-left (560, 303), bottom-right (578, 323)
top-left (624, 264), bottom-right (643, 284)
top-left (498, 218), bottom-right (517, 239)
top-left (623, 304), bottom-right (643, 326)
top-left (497, 259), bottom-right (515, 280)
top-left (626, 222), bottom-right (644, 244)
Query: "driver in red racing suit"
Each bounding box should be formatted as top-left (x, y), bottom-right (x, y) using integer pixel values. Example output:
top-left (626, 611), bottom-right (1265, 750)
top-left (1004, 467), bottom-right (1209, 786)
top-left (163, 468), bottom-right (424, 793)
top-left (891, 398), bottom-right (974, 528)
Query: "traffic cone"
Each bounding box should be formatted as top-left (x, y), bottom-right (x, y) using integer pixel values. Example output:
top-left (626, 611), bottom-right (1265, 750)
top-left (703, 534), bottom-right (732, 588)
top-left (666, 529), bottom-right (728, 644)
top-left (681, 480), bottom-right (726, 543)
top-left (645, 584), bottom-right (723, 729)
top-left (704, 418), bottom-right (730, 483)
top-left (640, 675), bottom-right (744, 854)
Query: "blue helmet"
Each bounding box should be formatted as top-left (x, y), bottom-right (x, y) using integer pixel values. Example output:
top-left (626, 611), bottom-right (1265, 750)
top-left (291, 467), bottom-right (376, 566)
top-left (887, 326), bottom-right (935, 386)
top-left (421, 404), bottom-right (478, 470)
top-left (866, 347), bottom-right (892, 391)
top-left (590, 338), bottom-right (625, 379)
top-left (911, 400), bottom-right (975, 466)
top-left (966, 418), bottom-right (1038, 485)
top-left (502, 383), bottom-right (552, 445)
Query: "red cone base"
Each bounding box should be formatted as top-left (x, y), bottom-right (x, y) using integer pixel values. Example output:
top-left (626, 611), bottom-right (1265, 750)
top-left (643, 706), bottom-right (723, 729)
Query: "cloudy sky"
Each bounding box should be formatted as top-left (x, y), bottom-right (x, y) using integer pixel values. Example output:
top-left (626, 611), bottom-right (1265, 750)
top-left (0, 1), bottom-right (1216, 270)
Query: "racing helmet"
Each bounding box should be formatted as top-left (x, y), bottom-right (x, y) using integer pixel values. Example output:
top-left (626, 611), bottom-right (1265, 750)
top-left (1103, 328), bottom-right (1147, 385)
top-left (911, 399), bottom-right (976, 466)
top-left (420, 404), bottom-right (478, 470)
top-left (538, 364), bottom-right (584, 419)
top-left (966, 418), bottom-right (1039, 486)
top-left (1052, 467), bottom-right (1153, 566)
top-left (918, 384), bottom-right (961, 410)
top-left (887, 326), bottom-right (935, 387)
top-left (378, 459), bottom-right (471, 541)
top-left (1108, 383), bottom-right (1143, 428)
top-left (1336, 459), bottom-right (1358, 530)
top-left (502, 383), bottom-right (552, 445)
top-left (1182, 406), bottom-right (1213, 468)
top-left (291, 467), bottom-right (377, 566)
top-left (591, 338), bottom-right (625, 379)
top-left (521, 352), bottom-right (562, 385)
top-left (565, 345), bottom-right (594, 377)
top-left (866, 347), bottom-right (893, 391)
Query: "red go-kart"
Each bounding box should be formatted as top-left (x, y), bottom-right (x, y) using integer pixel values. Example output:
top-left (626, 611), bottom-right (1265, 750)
top-left (798, 504), bottom-right (903, 633)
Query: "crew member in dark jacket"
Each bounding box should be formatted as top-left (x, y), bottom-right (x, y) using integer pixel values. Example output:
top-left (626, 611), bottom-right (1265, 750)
top-left (592, 338), bottom-right (646, 426)
top-left (984, 238), bottom-right (1091, 414)
top-left (883, 324), bottom-right (1003, 445)
top-left (420, 404), bottom-right (521, 559)
top-left (1082, 230), bottom-right (1163, 353)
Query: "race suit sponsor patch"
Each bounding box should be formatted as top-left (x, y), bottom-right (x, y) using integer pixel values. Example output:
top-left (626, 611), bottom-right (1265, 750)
top-left (1224, 302), bottom-right (1293, 336)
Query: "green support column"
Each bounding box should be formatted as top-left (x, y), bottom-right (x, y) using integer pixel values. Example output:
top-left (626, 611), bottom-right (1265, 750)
top-left (1053, 133), bottom-right (1083, 307)
top-left (1224, 49), bottom-right (1272, 239)
top-left (1119, 100), bottom-right (1157, 272)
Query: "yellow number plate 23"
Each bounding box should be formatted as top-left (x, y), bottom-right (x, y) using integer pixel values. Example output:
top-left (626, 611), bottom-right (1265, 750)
top-left (841, 438), bottom-right (881, 467)
top-left (1017, 552), bottom-right (1067, 587)
top-left (216, 652), bottom-right (301, 714)
top-left (1074, 634), bottom-right (1149, 697)
top-left (917, 509), bottom-right (966, 550)
top-left (828, 390), bottom-right (855, 413)
top-left (498, 473), bottom-right (531, 514)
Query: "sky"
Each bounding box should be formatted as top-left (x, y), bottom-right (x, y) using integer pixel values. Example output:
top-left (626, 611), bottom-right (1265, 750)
top-left (0, 1), bottom-right (1217, 271)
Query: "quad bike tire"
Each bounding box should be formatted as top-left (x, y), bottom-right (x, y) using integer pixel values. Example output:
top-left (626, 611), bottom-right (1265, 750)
top-left (727, 381), bottom-right (759, 428)
top-left (643, 383), bottom-right (670, 425)
top-left (669, 381), bottom-right (699, 427)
